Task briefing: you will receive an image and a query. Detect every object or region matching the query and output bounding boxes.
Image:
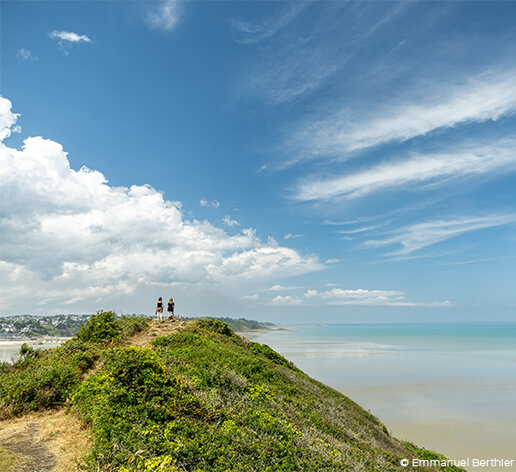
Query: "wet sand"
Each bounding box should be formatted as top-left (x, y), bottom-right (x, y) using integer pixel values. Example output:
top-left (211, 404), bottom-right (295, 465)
top-left (248, 324), bottom-right (516, 472)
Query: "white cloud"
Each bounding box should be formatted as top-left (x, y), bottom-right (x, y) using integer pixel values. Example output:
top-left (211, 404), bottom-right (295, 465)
top-left (303, 287), bottom-right (450, 307)
top-left (231, 2), bottom-right (310, 44)
top-left (289, 70), bottom-right (516, 161)
top-left (294, 139), bottom-right (516, 201)
top-left (223, 215), bottom-right (239, 227)
top-left (146, 0), bottom-right (183, 31)
top-left (200, 199), bottom-right (220, 208)
top-left (336, 226), bottom-right (379, 235)
top-left (0, 98), bottom-right (20, 140)
top-left (266, 284), bottom-right (302, 291)
top-left (17, 48), bottom-right (36, 62)
top-left (284, 233), bottom-right (303, 240)
top-left (364, 215), bottom-right (516, 255)
top-left (50, 30), bottom-right (92, 43)
top-left (271, 295), bottom-right (302, 306)
top-left (325, 258), bottom-right (341, 264)
top-left (49, 30), bottom-right (92, 55)
top-left (244, 2), bottom-right (408, 105)
top-left (0, 96), bottom-right (321, 312)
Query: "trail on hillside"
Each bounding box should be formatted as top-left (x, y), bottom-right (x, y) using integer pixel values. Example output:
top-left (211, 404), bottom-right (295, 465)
top-left (128, 318), bottom-right (186, 347)
top-left (0, 421), bottom-right (55, 472)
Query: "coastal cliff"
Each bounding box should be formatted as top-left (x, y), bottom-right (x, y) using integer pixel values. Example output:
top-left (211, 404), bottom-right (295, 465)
top-left (0, 313), bottom-right (465, 472)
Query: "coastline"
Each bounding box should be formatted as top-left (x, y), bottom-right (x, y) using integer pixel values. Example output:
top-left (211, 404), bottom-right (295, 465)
top-left (0, 337), bottom-right (71, 345)
top-left (247, 322), bottom-right (516, 471)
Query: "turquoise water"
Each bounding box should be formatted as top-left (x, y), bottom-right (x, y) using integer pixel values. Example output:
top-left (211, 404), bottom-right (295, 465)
top-left (249, 323), bottom-right (516, 471)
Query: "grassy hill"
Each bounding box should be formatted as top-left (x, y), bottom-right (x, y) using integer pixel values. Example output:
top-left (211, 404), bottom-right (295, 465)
top-left (0, 312), bottom-right (465, 472)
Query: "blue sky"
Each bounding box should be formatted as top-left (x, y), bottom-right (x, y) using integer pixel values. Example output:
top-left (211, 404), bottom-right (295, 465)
top-left (2, 0), bottom-right (516, 321)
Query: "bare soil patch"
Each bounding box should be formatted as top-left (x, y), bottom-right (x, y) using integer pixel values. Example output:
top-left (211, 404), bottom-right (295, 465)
top-left (0, 410), bottom-right (89, 472)
top-left (128, 318), bottom-right (188, 348)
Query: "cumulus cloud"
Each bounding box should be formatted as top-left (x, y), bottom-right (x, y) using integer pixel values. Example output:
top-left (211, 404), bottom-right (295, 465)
top-left (0, 98), bottom-right (20, 140)
top-left (223, 215), bottom-right (239, 227)
top-left (0, 96), bottom-right (321, 312)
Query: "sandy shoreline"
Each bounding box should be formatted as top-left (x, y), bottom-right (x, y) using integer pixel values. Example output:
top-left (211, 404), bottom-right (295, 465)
top-left (248, 325), bottom-right (516, 471)
top-left (0, 338), bottom-right (71, 345)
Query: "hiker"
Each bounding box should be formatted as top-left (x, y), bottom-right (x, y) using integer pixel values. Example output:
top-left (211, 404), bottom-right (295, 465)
top-left (156, 297), bottom-right (164, 321)
top-left (167, 298), bottom-right (175, 320)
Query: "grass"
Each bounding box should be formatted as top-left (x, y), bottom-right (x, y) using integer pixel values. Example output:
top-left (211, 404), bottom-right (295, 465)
top-left (0, 315), bottom-right (467, 472)
top-left (0, 446), bottom-right (17, 472)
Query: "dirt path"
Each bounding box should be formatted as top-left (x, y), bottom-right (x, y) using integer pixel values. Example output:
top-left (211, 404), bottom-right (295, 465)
top-left (0, 411), bottom-right (89, 472)
top-left (0, 321), bottom-right (186, 472)
top-left (0, 422), bottom-right (55, 472)
top-left (128, 318), bottom-right (188, 348)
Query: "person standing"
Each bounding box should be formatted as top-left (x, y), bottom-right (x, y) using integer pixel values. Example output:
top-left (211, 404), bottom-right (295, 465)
top-left (156, 297), bottom-right (164, 321)
top-left (167, 298), bottom-right (175, 320)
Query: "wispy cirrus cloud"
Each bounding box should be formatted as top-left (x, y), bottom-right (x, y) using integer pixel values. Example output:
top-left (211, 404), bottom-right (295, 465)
top-left (262, 287), bottom-right (450, 306)
top-left (294, 138), bottom-right (516, 201)
top-left (284, 233), bottom-right (303, 240)
top-left (146, 0), bottom-right (183, 31)
top-left (266, 284), bottom-right (303, 291)
top-left (304, 287), bottom-right (450, 307)
top-left (243, 2), bottom-right (408, 104)
top-left (271, 294), bottom-right (303, 305)
top-left (364, 214), bottom-right (516, 256)
top-left (231, 2), bottom-right (310, 44)
top-left (288, 70), bottom-right (516, 163)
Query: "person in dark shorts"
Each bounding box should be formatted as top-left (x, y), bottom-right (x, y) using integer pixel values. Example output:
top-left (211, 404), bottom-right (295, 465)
top-left (167, 298), bottom-right (175, 320)
top-left (156, 297), bottom-right (164, 321)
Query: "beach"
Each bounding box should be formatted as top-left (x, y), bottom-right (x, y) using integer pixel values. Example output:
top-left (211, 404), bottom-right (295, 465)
top-left (248, 323), bottom-right (516, 472)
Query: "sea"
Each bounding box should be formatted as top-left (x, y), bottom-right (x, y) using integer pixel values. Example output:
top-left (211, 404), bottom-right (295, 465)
top-left (1, 323), bottom-right (514, 471)
top-left (0, 340), bottom-right (65, 364)
top-left (248, 322), bottom-right (516, 472)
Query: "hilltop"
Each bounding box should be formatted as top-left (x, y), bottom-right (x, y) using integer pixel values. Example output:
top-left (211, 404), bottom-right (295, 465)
top-left (0, 312), bottom-right (465, 472)
top-left (0, 314), bottom-right (272, 340)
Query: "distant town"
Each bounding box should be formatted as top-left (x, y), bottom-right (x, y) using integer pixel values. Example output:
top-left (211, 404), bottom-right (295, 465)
top-left (0, 314), bottom-right (273, 339)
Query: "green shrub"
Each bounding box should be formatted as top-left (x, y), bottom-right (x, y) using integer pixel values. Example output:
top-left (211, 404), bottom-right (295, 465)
top-left (71, 347), bottom-right (209, 470)
top-left (76, 310), bottom-right (120, 342)
top-left (248, 342), bottom-right (296, 370)
top-left (192, 318), bottom-right (236, 338)
top-left (0, 313), bottom-right (148, 419)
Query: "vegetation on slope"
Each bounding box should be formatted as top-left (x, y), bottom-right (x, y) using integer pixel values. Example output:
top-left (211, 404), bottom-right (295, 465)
top-left (0, 311), bottom-right (148, 418)
top-left (0, 313), bottom-right (465, 472)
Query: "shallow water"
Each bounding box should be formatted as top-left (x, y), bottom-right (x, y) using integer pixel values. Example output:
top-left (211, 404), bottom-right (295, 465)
top-left (0, 340), bottom-right (64, 363)
top-left (249, 323), bottom-right (516, 472)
